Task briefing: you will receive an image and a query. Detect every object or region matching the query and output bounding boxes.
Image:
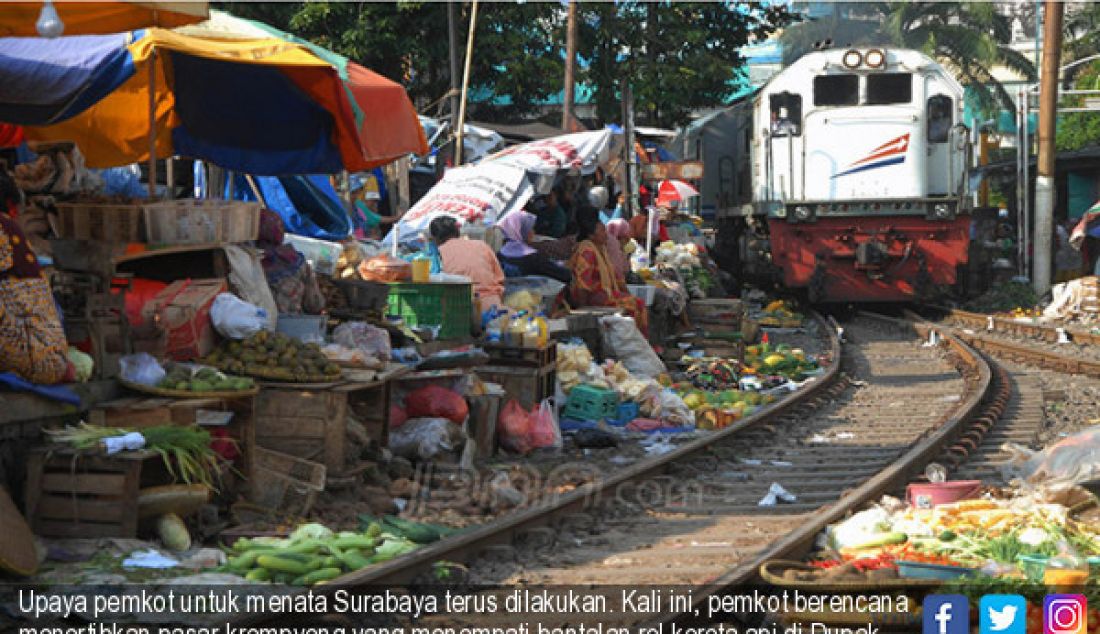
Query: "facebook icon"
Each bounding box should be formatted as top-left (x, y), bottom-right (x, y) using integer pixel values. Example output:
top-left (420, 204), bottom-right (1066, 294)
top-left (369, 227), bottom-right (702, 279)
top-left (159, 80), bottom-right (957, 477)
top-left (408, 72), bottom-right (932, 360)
top-left (924, 595), bottom-right (969, 634)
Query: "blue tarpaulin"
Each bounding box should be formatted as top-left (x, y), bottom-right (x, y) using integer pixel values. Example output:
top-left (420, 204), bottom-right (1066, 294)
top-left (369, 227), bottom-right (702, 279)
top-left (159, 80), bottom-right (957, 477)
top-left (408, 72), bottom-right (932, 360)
top-left (227, 173), bottom-right (351, 241)
top-left (0, 33), bottom-right (135, 125)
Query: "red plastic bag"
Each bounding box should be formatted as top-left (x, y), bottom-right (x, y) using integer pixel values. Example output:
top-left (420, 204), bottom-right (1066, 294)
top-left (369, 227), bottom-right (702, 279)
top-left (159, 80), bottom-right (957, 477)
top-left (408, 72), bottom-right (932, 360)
top-left (404, 385), bottom-right (469, 423)
top-left (390, 405), bottom-right (408, 429)
top-left (497, 399), bottom-right (533, 455)
top-left (529, 399), bottom-right (561, 449)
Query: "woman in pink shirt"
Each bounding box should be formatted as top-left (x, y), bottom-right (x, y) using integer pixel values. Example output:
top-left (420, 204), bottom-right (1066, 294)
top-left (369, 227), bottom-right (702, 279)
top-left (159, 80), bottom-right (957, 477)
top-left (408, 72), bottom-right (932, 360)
top-left (429, 216), bottom-right (504, 314)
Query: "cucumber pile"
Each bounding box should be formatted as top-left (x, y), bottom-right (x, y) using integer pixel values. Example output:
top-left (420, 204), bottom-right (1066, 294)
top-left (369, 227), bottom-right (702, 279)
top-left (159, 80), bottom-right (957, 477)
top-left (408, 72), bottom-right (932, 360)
top-left (223, 518), bottom-right (461, 585)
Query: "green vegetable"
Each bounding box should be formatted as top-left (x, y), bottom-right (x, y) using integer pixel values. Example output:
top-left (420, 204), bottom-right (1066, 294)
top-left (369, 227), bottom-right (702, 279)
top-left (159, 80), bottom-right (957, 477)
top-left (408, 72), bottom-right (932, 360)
top-left (847, 532), bottom-right (907, 550)
top-left (331, 535), bottom-right (378, 551)
top-left (156, 513), bottom-right (191, 551)
top-left (301, 567), bottom-right (343, 585)
top-left (256, 554), bottom-right (318, 575)
top-left (940, 530), bottom-right (957, 542)
top-left (330, 547), bottom-right (371, 571)
top-left (365, 537), bottom-right (419, 563)
top-left (382, 516), bottom-right (443, 544)
top-left (245, 568), bottom-right (271, 582)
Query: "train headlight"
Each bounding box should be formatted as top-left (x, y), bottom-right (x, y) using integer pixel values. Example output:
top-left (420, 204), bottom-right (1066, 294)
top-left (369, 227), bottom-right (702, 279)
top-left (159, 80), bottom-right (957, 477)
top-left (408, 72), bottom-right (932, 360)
top-left (842, 49), bottom-right (863, 69)
top-left (865, 48), bottom-right (886, 69)
top-left (794, 205), bottom-right (813, 221)
top-left (933, 203), bottom-right (951, 219)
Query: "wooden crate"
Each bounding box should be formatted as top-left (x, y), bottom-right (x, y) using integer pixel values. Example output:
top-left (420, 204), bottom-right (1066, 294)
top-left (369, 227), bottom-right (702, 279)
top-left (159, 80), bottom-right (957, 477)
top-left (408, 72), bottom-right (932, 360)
top-left (255, 386), bottom-right (347, 473)
top-left (249, 447), bottom-right (326, 516)
top-left (55, 201), bottom-right (143, 242)
top-left (688, 299), bottom-right (743, 330)
top-left (476, 363), bottom-right (555, 409)
top-left (143, 199), bottom-right (261, 245)
top-left (483, 343), bottom-right (557, 368)
top-left (24, 449), bottom-right (163, 538)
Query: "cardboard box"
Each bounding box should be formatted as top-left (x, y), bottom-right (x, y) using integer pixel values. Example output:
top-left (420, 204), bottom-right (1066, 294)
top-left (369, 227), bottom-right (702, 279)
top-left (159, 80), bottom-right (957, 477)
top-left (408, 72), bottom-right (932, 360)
top-left (134, 278), bottom-right (226, 361)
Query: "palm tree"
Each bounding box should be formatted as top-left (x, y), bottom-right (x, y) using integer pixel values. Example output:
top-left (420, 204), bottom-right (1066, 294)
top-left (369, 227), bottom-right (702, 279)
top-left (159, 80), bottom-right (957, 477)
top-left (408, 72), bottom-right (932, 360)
top-left (880, 2), bottom-right (1035, 115)
top-left (780, 2), bottom-right (1035, 117)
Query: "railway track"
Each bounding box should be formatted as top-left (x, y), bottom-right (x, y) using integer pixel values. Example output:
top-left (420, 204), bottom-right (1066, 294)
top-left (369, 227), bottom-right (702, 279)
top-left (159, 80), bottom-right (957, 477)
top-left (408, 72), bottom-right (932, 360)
top-left (246, 310), bottom-right (995, 631)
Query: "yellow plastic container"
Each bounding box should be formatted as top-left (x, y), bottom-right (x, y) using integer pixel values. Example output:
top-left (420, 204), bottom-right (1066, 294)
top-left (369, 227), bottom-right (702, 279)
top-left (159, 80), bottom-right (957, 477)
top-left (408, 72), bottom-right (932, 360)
top-left (411, 257), bottom-right (430, 283)
top-left (1044, 568), bottom-right (1089, 586)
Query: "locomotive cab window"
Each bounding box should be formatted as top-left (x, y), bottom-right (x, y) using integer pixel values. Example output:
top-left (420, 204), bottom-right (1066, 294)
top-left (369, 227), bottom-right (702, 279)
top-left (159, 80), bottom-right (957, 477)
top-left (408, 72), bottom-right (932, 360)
top-left (813, 75), bottom-right (858, 106)
top-left (927, 95), bottom-right (953, 142)
top-left (866, 73), bottom-right (912, 104)
top-left (769, 92), bottom-right (802, 136)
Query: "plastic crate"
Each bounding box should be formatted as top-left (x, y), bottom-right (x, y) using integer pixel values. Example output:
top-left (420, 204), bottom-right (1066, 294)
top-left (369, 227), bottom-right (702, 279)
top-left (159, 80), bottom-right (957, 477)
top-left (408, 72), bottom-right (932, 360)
top-left (563, 384), bottom-right (619, 421)
top-left (387, 282), bottom-right (472, 340)
top-left (607, 401), bottom-right (639, 426)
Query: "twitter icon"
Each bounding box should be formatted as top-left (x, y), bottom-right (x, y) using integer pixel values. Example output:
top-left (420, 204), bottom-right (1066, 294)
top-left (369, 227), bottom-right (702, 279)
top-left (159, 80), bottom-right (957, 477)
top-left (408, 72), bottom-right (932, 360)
top-left (981, 594), bottom-right (1027, 634)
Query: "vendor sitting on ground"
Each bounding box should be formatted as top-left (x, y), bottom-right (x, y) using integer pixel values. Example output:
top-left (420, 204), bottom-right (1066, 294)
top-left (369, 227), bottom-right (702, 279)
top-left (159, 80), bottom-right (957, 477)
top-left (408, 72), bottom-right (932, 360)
top-left (257, 210), bottom-right (325, 315)
top-left (568, 208), bottom-right (649, 335)
top-left (0, 171), bottom-right (73, 384)
top-left (497, 211), bottom-right (572, 284)
top-left (430, 216), bottom-right (505, 313)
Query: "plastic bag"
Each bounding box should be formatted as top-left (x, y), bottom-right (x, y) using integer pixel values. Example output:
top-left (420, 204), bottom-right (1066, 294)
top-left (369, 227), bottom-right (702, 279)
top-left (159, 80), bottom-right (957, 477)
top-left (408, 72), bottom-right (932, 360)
top-left (333, 321), bottom-right (391, 360)
top-left (498, 400), bottom-right (533, 455)
top-left (390, 405), bottom-right (408, 429)
top-left (599, 314), bottom-right (664, 377)
top-left (358, 254), bottom-right (411, 282)
top-left (654, 388), bottom-right (695, 427)
top-left (120, 353), bottom-right (165, 386)
top-left (223, 245), bottom-right (278, 329)
top-left (389, 417), bottom-right (466, 462)
top-left (529, 398), bottom-right (562, 450)
top-left (1001, 427), bottom-right (1100, 490)
top-left (405, 385), bottom-right (469, 423)
top-left (210, 293), bottom-right (267, 340)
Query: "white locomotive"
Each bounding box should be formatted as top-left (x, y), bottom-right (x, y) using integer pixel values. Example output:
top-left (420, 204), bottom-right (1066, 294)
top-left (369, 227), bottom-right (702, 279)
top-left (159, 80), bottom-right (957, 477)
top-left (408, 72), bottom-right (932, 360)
top-left (687, 47), bottom-right (972, 301)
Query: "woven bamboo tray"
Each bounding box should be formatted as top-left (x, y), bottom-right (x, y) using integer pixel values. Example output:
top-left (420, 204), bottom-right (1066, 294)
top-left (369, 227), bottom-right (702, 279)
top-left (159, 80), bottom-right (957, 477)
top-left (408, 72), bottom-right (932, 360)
top-left (759, 560), bottom-right (943, 591)
top-left (120, 378), bottom-right (258, 399)
top-left (212, 363), bottom-right (340, 384)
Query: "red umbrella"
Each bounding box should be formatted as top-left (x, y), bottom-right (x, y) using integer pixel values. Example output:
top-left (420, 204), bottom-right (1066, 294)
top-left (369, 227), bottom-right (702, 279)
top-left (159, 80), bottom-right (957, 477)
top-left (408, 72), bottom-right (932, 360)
top-left (656, 179), bottom-right (699, 206)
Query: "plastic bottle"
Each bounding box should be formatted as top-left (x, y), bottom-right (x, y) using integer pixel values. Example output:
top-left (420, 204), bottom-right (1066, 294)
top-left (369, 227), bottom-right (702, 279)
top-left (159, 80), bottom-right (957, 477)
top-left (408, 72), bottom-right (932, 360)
top-left (524, 318), bottom-right (540, 348)
top-left (507, 310), bottom-right (528, 347)
top-left (534, 312), bottom-right (549, 347)
top-left (484, 308), bottom-right (504, 344)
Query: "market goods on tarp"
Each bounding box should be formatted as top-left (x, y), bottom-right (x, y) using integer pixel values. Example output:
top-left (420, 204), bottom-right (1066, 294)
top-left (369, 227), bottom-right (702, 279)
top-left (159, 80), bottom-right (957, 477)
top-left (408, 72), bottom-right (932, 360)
top-left (223, 521), bottom-right (420, 584)
top-left (204, 330), bottom-right (341, 382)
top-left (756, 299), bottom-right (805, 328)
top-left (684, 359), bottom-right (739, 390)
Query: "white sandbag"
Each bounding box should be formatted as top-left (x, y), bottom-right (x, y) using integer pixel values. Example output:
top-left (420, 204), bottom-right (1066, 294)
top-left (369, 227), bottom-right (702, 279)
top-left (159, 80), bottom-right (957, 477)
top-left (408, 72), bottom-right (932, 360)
top-left (223, 245), bottom-right (278, 329)
top-left (599, 313), bottom-right (664, 377)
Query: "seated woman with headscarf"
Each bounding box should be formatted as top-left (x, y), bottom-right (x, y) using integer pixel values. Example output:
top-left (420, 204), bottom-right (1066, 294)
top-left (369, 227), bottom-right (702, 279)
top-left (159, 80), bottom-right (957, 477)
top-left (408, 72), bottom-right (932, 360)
top-left (567, 208), bottom-right (649, 335)
top-left (0, 171), bottom-right (73, 384)
top-left (496, 211), bottom-right (572, 284)
top-left (256, 210), bottom-right (325, 315)
top-left (430, 216), bottom-right (504, 313)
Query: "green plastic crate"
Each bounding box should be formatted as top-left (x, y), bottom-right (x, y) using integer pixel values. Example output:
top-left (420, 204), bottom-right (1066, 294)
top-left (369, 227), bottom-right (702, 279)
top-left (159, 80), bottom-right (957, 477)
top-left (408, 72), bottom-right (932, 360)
top-left (386, 282), bottom-right (472, 340)
top-left (564, 384), bottom-right (619, 421)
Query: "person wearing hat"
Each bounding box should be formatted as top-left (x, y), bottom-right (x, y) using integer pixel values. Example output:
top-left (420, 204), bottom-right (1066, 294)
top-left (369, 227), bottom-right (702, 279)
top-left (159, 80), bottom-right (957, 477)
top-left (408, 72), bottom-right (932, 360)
top-left (350, 172), bottom-right (397, 240)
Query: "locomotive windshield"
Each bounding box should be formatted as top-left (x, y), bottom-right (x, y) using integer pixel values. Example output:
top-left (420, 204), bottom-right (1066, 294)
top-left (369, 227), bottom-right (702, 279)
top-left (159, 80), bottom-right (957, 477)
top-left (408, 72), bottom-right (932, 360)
top-left (866, 73), bottom-right (912, 104)
top-left (813, 75), bottom-right (858, 106)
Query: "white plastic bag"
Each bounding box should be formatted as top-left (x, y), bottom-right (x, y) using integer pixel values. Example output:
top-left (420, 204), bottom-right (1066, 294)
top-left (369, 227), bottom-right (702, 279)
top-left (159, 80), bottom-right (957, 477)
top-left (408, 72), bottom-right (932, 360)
top-left (223, 245), bottom-right (278, 329)
top-left (599, 314), bottom-right (664, 377)
top-left (333, 321), bottom-right (391, 360)
top-left (210, 293), bottom-right (268, 340)
top-left (1001, 427), bottom-right (1100, 490)
top-left (119, 353), bottom-right (166, 386)
top-left (389, 417), bottom-right (467, 462)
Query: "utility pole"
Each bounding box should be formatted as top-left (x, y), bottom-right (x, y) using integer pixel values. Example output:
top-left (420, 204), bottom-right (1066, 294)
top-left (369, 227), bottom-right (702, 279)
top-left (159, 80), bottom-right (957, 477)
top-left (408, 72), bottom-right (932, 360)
top-left (562, 0), bottom-right (578, 131)
top-left (455, 0), bottom-right (479, 167)
top-left (623, 82), bottom-right (638, 218)
top-left (447, 2), bottom-right (460, 131)
top-left (1033, 0), bottom-right (1063, 296)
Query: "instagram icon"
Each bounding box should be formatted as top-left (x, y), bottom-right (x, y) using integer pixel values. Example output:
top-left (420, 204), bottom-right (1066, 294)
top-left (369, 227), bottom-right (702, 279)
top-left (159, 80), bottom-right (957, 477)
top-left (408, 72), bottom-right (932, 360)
top-left (1045, 595), bottom-right (1087, 634)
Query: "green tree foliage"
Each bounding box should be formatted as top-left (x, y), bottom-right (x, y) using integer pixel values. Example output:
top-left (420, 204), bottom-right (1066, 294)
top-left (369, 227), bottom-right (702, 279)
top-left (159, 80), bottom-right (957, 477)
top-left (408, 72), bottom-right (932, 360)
top-left (1056, 61), bottom-right (1100, 153)
top-left (780, 2), bottom-right (1035, 116)
top-left (218, 2), bottom-right (792, 128)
